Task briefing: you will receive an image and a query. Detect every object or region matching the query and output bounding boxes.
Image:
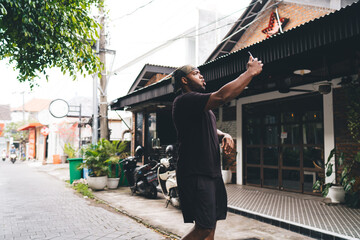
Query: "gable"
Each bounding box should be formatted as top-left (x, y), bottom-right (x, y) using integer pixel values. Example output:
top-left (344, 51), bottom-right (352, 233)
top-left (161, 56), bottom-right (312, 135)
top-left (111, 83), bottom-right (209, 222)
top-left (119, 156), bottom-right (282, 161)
top-left (144, 73), bottom-right (169, 88)
top-left (232, 2), bottom-right (334, 52)
top-left (128, 64), bottom-right (176, 93)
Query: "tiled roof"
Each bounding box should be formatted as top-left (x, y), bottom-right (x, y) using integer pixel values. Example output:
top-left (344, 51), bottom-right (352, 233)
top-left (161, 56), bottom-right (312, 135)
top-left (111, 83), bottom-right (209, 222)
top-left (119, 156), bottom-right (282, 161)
top-left (12, 98), bottom-right (52, 113)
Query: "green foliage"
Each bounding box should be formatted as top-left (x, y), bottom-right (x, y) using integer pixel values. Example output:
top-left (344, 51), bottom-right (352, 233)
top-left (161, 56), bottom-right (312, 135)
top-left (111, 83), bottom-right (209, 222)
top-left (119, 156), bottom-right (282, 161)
top-left (0, 0), bottom-right (103, 87)
top-left (313, 149), bottom-right (337, 196)
top-left (313, 149), bottom-right (360, 207)
top-left (79, 139), bottom-right (129, 177)
top-left (63, 143), bottom-right (76, 158)
top-left (3, 121), bottom-right (29, 141)
top-left (73, 182), bottom-right (94, 199)
top-left (345, 80), bottom-right (360, 143)
top-left (108, 141), bottom-right (129, 178)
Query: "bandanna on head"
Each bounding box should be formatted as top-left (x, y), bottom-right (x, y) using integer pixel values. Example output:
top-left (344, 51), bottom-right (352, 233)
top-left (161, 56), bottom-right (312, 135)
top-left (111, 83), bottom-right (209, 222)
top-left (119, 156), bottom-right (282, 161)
top-left (173, 65), bottom-right (198, 91)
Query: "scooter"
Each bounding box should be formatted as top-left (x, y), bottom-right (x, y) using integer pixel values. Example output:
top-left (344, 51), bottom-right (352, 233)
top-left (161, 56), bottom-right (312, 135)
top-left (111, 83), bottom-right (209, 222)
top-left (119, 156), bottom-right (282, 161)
top-left (157, 145), bottom-right (180, 208)
top-left (120, 146), bottom-right (159, 199)
top-left (1, 151), bottom-right (6, 161)
top-left (10, 153), bottom-right (16, 164)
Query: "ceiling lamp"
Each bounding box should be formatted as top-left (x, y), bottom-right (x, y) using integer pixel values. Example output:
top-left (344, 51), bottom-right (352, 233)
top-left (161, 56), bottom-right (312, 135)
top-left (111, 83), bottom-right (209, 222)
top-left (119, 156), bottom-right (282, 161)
top-left (293, 69), bottom-right (311, 75)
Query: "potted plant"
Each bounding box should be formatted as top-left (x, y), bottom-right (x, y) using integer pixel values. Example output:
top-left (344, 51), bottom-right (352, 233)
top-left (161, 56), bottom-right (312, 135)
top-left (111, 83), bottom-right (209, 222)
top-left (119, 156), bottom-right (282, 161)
top-left (221, 150), bottom-right (237, 184)
top-left (313, 149), bottom-right (360, 205)
top-left (64, 143), bottom-right (77, 160)
top-left (107, 141), bottom-right (129, 189)
top-left (79, 139), bottom-right (113, 190)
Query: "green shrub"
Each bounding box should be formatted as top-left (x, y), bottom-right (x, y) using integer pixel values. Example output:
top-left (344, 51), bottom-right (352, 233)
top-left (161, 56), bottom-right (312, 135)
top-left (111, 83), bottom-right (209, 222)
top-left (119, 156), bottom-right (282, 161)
top-left (73, 183), bottom-right (94, 199)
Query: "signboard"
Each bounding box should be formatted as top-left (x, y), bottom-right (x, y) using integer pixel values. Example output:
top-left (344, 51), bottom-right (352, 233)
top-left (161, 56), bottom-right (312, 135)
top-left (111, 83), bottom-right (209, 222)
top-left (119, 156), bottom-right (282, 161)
top-left (262, 12), bottom-right (289, 38)
top-left (40, 126), bottom-right (50, 136)
top-left (0, 123), bottom-right (4, 137)
top-left (28, 128), bottom-right (36, 159)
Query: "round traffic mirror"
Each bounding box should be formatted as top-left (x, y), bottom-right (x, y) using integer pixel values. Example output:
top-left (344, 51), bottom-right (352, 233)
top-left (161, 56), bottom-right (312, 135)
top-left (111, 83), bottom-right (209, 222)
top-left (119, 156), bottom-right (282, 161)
top-left (49, 99), bottom-right (69, 118)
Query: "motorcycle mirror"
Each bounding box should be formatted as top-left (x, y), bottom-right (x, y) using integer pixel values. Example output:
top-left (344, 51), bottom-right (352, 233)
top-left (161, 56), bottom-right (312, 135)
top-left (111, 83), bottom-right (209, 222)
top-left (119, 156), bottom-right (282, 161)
top-left (165, 145), bottom-right (174, 157)
top-left (135, 146), bottom-right (144, 157)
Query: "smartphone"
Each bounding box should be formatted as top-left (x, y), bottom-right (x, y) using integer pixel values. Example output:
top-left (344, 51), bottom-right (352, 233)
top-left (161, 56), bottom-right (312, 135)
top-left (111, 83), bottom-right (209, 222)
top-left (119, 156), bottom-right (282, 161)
top-left (248, 51), bottom-right (254, 60)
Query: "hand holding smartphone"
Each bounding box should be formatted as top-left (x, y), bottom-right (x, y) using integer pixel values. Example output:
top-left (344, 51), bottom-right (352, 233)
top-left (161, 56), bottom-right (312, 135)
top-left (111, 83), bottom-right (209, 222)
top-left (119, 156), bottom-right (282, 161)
top-left (248, 51), bottom-right (254, 61)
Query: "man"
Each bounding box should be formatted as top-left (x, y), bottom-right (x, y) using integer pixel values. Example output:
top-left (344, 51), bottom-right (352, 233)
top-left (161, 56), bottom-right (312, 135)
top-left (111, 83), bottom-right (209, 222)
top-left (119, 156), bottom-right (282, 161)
top-left (172, 56), bottom-right (263, 240)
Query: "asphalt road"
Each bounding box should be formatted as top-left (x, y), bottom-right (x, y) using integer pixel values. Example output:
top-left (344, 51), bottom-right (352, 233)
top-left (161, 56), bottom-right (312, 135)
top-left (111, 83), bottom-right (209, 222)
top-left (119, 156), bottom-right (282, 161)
top-left (0, 160), bottom-right (169, 240)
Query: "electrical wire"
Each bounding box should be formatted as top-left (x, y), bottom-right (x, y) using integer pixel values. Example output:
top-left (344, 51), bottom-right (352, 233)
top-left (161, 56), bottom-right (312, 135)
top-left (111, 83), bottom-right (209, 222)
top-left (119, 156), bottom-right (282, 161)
top-left (112, 0), bottom-right (156, 22)
top-left (219, 1), bottom-right (281, 44)
top-left (111, 0), bottom-right (278, 74)
top-left (171, 0), bottom-right (259, 41)
top-left (173, 1), bottom-right (279, 40)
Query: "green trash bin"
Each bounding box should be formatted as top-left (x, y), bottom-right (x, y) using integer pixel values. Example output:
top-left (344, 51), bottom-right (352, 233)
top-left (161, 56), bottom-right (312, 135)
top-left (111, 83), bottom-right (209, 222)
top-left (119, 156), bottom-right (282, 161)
top-left (68, 158), bottom-right (83, 184)
top-left (119, 160), bottom-right (128, 186)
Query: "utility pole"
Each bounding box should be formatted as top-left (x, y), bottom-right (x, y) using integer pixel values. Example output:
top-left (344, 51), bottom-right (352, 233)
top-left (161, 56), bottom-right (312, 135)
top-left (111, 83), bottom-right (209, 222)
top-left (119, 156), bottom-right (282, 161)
top-left (99, 0), bottom-right (109, 140)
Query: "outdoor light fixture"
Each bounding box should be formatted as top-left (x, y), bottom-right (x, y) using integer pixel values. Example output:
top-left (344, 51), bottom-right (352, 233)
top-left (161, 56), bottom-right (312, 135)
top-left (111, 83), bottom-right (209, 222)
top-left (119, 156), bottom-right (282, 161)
top-left (293, 69), bottom-right (311, 75)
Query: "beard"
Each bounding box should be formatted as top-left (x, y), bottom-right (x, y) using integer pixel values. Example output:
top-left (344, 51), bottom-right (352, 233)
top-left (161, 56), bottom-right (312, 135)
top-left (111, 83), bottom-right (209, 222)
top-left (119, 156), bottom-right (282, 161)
top-left (187, 78), bottom-right (206, 93)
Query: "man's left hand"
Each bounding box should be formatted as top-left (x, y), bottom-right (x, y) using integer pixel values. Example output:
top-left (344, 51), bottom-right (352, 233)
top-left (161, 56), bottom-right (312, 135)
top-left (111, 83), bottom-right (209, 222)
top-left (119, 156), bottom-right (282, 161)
top-left (221, 133), bottom-right (234, 155)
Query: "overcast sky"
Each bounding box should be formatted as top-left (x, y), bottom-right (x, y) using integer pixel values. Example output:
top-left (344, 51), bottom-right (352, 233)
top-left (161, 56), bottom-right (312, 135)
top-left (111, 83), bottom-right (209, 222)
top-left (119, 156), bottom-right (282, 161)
top-left (0, 0), bottom-right (251, 109)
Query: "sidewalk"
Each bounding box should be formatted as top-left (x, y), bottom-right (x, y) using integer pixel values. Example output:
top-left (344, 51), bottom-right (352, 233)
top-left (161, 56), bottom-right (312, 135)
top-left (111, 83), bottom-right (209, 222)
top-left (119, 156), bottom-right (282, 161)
top-left (29, 162), bottom-right (360, 240)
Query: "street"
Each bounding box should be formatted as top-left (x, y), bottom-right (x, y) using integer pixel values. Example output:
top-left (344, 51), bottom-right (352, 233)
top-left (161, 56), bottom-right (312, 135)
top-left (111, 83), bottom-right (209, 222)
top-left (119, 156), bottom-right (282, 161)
top-left (0, 161), bottom-right (169, 240)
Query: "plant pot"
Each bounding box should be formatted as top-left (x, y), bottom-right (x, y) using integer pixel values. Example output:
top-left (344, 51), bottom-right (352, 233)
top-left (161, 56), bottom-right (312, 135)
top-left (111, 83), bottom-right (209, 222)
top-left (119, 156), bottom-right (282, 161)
top-left (222, 170), bottom-right (232, 184)
top-left (61, 155), bottom-right (68, 164)
top-left (87, 176), bottom-right (108, 190)
top-left (107, 177), bottom-right (120, 189)
top-left (327, 185), bottom-right (345, 203)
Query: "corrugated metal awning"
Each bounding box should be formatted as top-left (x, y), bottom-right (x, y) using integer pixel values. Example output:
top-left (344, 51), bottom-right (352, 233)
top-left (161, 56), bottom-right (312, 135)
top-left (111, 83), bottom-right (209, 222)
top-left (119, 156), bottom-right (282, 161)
top-left (199, 1), bottom-right (360, 82)
top-left (110, 76), bottom-right (174, 110)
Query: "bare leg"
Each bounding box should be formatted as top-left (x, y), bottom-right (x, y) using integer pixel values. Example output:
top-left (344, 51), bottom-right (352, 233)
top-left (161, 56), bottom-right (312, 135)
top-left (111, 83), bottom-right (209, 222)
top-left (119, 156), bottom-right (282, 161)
top-left (181, 224), bottom-right (215, 240)
top-left (204, 227), bottom-right (215, 240)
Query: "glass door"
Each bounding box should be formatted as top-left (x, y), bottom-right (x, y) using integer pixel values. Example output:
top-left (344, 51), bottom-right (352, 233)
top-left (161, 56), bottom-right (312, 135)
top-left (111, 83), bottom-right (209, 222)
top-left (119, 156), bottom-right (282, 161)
top-left (243, 94), bottom-right (324, 194)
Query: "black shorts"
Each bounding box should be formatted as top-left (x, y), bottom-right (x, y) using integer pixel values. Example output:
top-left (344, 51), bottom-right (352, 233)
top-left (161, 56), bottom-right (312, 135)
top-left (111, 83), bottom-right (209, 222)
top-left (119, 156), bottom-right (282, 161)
top-left (177, 175), bottom-right (227, 229)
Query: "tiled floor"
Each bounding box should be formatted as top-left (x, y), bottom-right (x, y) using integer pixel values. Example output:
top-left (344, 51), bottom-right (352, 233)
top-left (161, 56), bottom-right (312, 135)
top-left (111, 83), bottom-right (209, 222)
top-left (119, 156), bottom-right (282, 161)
top-left (226, 184), bottom-right (360, 240)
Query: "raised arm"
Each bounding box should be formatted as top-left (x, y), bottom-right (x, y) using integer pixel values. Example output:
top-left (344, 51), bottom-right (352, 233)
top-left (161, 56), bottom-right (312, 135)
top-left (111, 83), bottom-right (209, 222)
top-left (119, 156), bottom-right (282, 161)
top-left (205, 56), bottom-right (263, 111)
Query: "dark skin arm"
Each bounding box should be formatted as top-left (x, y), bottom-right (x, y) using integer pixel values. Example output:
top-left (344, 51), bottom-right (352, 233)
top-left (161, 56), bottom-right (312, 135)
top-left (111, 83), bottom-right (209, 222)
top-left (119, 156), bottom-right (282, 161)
top-left (209, 56), bottom-right (263, 154)
top-left (217, 129), bottom-right (234, 155)
top-left (205, 56), bottom-right (263, 111)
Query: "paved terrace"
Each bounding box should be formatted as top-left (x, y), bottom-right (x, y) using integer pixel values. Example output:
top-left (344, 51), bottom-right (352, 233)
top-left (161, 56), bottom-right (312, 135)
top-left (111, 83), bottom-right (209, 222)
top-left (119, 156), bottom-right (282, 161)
top-left (227, 184), bottom-right (360, 240)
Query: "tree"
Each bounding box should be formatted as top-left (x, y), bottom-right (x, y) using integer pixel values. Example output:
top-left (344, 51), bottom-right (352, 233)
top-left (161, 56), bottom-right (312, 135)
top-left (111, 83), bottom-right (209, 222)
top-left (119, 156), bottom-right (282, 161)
top-left (0, 0), bottom-right (102, 87)
top-left (4, 121), bottom-right (29, 141)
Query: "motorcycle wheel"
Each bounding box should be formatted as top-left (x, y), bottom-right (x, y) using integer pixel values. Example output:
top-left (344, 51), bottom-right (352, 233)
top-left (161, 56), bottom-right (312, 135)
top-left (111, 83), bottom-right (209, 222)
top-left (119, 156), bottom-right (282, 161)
top-left (148, 185), bottom-right (157, 199)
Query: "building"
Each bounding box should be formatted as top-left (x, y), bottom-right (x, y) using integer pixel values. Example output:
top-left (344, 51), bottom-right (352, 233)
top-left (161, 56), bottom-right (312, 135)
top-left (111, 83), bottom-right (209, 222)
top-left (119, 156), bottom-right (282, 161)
top-left (111, 0), bottom-right (360, 195)
top-left (15, 99), bottom-right (52, 162)
top-left (0, 104), bottom-right (12, 153)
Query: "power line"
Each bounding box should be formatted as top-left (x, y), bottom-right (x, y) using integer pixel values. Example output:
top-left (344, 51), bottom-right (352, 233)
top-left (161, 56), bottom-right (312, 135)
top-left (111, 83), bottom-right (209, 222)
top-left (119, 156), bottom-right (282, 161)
top-left (170, 0), bottom-right (259, 41)
top-left (111, 1), bottom-right (277, 75)
top-left (185, 1), bottom-right (280, 39)
top-left (112, 0), bottom-right (156, 22)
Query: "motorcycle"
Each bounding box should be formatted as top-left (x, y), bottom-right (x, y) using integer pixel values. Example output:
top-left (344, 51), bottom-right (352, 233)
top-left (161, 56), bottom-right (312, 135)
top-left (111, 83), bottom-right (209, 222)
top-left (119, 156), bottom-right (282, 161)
top-left (157, 145), bottom-right (180, 208)
top-left (120, 146), bottom-right (159, 199)
top-left (1, 151), bottom-right (6, 161)
top-left (10, 153), bottom-right (16, 164)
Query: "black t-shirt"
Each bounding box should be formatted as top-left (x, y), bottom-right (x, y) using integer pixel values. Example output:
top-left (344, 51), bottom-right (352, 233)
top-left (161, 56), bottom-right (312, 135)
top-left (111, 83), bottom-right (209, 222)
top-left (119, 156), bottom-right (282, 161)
top-left (172, 92), bottom-right (221, 178)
